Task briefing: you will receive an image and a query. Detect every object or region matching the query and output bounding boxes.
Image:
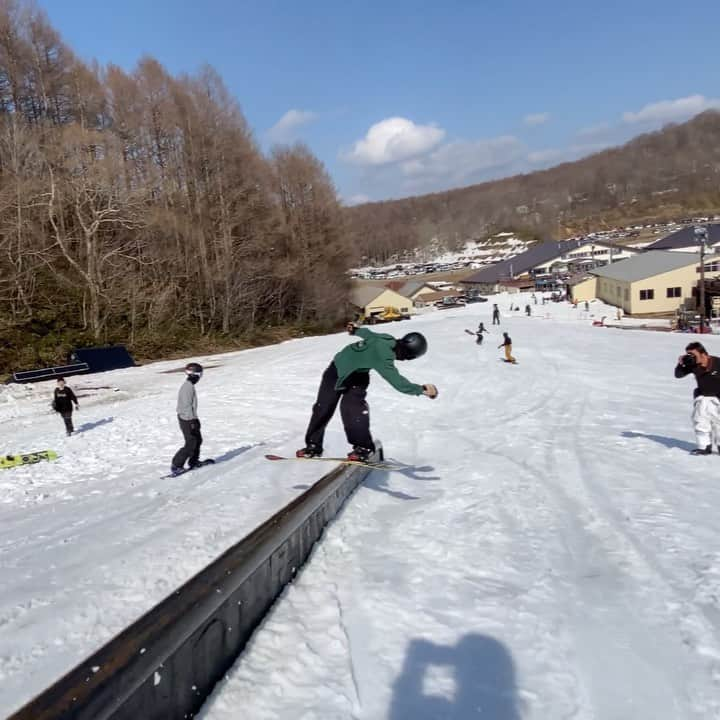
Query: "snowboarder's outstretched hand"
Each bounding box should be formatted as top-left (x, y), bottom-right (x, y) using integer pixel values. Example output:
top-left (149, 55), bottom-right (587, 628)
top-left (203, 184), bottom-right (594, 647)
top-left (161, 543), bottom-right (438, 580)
top-left (422, 383), bottom-right (438, 399)
top-left (347, 322), bottom-right (357, 335)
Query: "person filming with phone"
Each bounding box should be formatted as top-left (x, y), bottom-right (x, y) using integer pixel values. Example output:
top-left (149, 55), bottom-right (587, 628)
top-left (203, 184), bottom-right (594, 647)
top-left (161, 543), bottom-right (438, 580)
top-left (675, 341), bottom-right (720, 455)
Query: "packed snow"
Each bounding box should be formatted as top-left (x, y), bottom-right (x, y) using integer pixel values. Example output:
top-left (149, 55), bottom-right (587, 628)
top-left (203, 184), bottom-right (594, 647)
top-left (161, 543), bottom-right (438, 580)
top-left (3, 295), bottom-right (720, 719)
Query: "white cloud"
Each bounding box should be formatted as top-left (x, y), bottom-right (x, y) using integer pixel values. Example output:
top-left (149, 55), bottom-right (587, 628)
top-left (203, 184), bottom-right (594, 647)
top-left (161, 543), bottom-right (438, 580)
top-left (345, 117), bottom-right (445, 166)
top-left (267, 109), bottom-right (317, 142)
top-left (622, 94), bottom-right (720, 125)
top-left (524, 112), bottom-right (551, 127)
top-left (399, 135), bottom-right (525, 191)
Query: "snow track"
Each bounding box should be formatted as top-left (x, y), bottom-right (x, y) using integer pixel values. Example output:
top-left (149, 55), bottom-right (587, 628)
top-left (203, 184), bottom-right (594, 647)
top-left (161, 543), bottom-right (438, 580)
top-left (3, 297), bottom-right (720, 718)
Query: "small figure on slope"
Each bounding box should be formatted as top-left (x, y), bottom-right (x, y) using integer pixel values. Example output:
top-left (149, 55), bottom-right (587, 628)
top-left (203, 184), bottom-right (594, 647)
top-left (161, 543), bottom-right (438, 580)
top-left (525, 304), bottom-right (531, 317)
top-left (297, 324), bottom-right (438, 462)
top-left (171, 362), bottom-right (212, 476)
top-left (52, 377), bottom-right (79, 436)
top-left (498, 332), bottom-right (517, 364)
top-left (492, 304), bottom-right (501, 325)
top-left (674, 341), bottom-right (720, 455)
top-left (475, 322), bottom-right (488, 345)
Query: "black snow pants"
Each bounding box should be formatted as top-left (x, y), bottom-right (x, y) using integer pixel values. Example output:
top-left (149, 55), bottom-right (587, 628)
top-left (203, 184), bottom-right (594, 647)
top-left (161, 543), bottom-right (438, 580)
top-left (305, 363), bottom-right (374, 451)
top-left (492, 312), bottom-right (500, 325)
top-left (60, 411), bottom-right (74, 434)
top-left (172, 417), bottom-right (202, 468)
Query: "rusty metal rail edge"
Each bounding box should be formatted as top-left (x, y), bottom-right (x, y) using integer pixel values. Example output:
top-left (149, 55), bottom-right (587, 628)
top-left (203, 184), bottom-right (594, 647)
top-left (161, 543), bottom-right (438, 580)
top-left (7, 448), bottom-right (381, 720)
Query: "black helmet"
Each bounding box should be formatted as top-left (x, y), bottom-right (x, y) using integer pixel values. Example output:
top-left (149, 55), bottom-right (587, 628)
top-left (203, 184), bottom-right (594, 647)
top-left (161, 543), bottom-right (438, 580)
top-left (396, 332), bottom-right (427, 360)
top-left (185, 362), bottom-right (203, 378)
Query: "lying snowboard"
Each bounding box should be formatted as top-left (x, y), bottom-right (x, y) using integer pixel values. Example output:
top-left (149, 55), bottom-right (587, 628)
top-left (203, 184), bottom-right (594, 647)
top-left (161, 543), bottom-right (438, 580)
top-left (0, 450), bottom-right (58, 469)
top-left (265, 453), bottom-right (393, 470)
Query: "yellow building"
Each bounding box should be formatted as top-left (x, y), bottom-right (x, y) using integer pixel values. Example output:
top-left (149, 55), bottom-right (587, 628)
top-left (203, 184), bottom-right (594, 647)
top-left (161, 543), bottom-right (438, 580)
top-left (350, 286), bottom-right (413, 320)
top-left (587, 250), bottom-right (720, 315)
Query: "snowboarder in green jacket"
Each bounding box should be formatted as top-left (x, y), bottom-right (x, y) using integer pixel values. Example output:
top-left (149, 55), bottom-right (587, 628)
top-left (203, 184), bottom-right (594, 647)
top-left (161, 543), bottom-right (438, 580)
top-left (297, 323), bottom-right (438, 461)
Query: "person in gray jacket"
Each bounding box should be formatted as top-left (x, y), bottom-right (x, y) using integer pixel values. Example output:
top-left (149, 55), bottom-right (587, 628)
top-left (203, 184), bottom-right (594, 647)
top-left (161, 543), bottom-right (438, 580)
top-left (171, 362), bottom-right (208, 476)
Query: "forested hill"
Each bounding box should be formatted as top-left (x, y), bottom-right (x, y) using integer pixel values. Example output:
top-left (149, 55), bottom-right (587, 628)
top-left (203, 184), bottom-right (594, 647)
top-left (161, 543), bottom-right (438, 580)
top-left (345, 111), bottom-right (720, 263)
top-left (0, 2), bottom-right (348, 373)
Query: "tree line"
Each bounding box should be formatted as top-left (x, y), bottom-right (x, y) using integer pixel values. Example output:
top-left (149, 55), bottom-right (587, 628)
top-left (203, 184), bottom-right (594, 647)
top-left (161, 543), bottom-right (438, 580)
top-left (345, 110), bottom-right (720, 263)
top-left (0, 0), bottom-right (349, 372)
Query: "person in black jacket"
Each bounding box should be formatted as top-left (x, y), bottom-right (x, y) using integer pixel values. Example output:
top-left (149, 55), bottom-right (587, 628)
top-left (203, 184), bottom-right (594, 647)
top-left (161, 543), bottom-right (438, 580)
top-left (53, 377), bottom-right (79, 436)
top-left (674, 342), bottom-right (720, 454)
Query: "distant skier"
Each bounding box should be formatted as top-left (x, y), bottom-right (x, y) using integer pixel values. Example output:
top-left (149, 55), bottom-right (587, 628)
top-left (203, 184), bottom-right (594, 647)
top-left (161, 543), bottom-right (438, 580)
top-left (525, 304), bottom-right (531, 316)
top-left (475, 321), bottom-right (488, 345)
top-left (498, 332), bottom-right (516, 364)
top-left (171, 362), bottom-right (211, 476)
top-left (296, 324), bottom-right (438, 462)
top-left (52, 377), bottom-right (79, 436)
top-left (492, 304), bottom-right (501, 325)
top-left (674, 342), bottom-right (720, 455)
top-left (584, 300), bottom-right (590, 311)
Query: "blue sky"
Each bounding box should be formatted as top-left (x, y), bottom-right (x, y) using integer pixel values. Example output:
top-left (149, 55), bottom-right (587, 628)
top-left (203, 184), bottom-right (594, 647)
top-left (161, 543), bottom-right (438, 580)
top-left (39, 0), bottom-right (720, 203)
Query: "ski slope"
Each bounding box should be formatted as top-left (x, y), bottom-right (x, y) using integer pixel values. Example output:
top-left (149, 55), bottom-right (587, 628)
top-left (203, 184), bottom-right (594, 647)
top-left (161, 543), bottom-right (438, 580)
top-left (3, 296), bottom-right (720, 718)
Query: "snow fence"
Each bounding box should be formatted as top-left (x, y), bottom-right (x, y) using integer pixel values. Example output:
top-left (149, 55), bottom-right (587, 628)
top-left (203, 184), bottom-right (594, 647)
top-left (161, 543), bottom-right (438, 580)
top-left (7, 448), bottom-right (382, 720)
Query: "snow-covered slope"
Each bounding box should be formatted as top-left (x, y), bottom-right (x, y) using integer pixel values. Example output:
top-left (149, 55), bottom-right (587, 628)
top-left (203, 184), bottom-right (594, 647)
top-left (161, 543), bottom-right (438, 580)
top-left (3, 297), bottom-right (720, 718)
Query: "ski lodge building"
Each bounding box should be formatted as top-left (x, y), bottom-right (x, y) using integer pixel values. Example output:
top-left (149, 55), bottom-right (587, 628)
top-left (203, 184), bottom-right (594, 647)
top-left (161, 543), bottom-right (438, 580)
top-left (461, 238), bottom-right (638, 294)
top-left (349, 286), bottom-right (413, 321)
top-left (570, 250), bottom-right (720, 315)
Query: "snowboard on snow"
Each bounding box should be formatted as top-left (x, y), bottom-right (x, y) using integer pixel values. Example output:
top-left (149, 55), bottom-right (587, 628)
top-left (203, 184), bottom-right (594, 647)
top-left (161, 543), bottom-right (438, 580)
top-left (164, 458), bottom-right (215, 478)
top-left (0, 450), bottom-right (58, 469)
top-left (264, 453), bottom-right (393, 470)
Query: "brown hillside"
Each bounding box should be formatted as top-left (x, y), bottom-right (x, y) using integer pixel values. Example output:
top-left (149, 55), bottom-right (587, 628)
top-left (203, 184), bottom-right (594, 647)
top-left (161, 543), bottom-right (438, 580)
top-left (345, 111), bottom-right (720, 263)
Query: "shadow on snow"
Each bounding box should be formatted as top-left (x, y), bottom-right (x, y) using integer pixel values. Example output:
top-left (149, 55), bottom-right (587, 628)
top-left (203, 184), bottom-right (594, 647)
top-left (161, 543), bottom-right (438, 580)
top-left (389, 634), bottom-right (521, 720)
top-left (621, 431), bottom-right (695, 452)
top-left (76, 417), bottom-right (114, 433)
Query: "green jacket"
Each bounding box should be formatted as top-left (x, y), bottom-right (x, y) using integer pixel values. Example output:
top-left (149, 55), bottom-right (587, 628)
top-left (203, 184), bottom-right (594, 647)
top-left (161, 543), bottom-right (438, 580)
top-left (333, 327), bottom-right (424, 395)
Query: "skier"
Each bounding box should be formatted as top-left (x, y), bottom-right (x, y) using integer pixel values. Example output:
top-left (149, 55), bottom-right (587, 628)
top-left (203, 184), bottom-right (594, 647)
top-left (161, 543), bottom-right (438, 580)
top-left (475, 321), bottom-right (488, 345)
top-left (584, 300), bottom-right (590, 312)
top-left (296, 323), bottom-right (438, 461)
top-left (525, 304), bottom-right (531, 316)
top-left (498, 332), bottom-right (516, 364)
top-left (492, 304), bottom-right (501, 325)
top-left (52, 377), bottom-right (79, 436)
top-left (674, 342), bottom-right (720, 454)
top-left (171, 362), bottom-right (211, 476)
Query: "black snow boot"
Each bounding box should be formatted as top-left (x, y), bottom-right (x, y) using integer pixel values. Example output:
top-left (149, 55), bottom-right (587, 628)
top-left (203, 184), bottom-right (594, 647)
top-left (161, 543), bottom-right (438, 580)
top-left (347, 446), bottom-right (373, 462)
top-left (296, 443), bottom-right (323, 458)
top-left (690, 445), bottom-right (712, 455)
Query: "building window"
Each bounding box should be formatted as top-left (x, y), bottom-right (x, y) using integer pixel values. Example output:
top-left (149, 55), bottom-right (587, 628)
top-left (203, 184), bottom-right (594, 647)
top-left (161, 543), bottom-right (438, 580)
top-left (624, 288), bottom-right (629, 300)
top-left (697, 263), bottom-right (720, 273)
top-left (639, 289), bottom-right (654, 300)
top-left (666, 287), bottom-right (681, 298)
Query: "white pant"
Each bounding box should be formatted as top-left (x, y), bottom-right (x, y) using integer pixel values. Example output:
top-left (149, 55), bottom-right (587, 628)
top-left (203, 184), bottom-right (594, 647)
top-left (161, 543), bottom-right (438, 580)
top-left (692, 396), bottom-right (720, 448)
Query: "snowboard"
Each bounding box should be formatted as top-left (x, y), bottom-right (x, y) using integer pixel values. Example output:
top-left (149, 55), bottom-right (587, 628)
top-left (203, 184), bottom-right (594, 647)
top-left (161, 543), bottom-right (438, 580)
top-left (500, 358), bottom-right (518, 365)
top-left (264, 453), bottom-right (393, 470)
top-left (0, 450), bottom-right (58, 469)
top-left (165, 458), bottom-right (215, 478)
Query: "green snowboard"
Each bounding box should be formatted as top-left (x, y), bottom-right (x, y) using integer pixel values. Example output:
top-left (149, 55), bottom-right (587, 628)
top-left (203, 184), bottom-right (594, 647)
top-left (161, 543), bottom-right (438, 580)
top-left (0, 450), bottom-right (58, 470)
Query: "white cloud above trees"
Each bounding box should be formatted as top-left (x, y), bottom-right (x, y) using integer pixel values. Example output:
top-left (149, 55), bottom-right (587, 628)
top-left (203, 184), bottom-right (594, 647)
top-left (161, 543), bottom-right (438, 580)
top-left (267, 109), bottom-right (318, 142)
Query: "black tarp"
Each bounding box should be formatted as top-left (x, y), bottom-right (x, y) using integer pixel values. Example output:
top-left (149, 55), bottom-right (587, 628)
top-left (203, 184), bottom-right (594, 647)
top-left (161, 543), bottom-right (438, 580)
top-left (70, 346), bottom-right (135, 373)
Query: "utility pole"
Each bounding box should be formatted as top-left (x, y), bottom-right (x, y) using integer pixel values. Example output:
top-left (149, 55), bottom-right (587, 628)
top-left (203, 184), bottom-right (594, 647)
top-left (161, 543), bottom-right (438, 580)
top-left (695, 226), bottom-right (711, 331)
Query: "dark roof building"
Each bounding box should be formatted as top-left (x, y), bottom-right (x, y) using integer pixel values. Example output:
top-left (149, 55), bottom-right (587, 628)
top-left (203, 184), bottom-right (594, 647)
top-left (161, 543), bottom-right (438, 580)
top-left (461, 238), bottom-right (634, 286)
top-left (646, 223), bottom-right (720, 251)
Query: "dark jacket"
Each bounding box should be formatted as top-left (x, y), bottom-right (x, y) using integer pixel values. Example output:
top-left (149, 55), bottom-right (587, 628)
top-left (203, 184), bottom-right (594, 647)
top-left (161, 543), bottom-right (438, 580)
top-left (675, 355), bottom-right (720, 398)
top-left (333, 327), bottom-right (424, 395)
top-left (53, 387), bottom-right (78, 413)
